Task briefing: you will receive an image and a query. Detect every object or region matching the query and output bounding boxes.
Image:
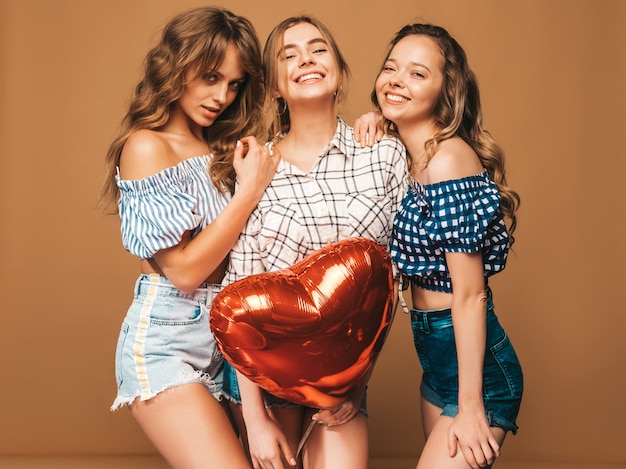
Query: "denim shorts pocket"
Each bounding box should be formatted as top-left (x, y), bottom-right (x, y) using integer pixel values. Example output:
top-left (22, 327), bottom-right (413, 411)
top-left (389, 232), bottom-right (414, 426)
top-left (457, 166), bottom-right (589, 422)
top-left (204, 303), bottom-right (225, 378)
top-left (410, 315), bottom-right (456, 382)
top-left (486, 332), bottom-right (523, 399)
top-left (149, 296), bottom-right (204, 325)
top-left (410, 319), bottom-right (430, 376)
top-left (115, 322), bottom-right (130, 388)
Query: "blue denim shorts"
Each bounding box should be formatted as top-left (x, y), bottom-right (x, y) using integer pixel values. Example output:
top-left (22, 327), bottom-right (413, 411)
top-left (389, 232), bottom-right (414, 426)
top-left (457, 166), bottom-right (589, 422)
top-left (111, 274), bottom-right (225, 410)
top-left (223, 361), bottom-right (368, 415)
top-left (410, 290), bottom-right (523, 433)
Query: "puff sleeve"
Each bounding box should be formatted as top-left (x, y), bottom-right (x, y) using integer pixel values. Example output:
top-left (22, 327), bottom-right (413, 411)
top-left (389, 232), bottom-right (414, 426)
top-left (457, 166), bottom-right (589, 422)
top-left (391, 171), bottom-right (510, 292)
top-left (422, 171), bottom-right (502, 253)
top-left (116, 156), bottom-right (228, 259)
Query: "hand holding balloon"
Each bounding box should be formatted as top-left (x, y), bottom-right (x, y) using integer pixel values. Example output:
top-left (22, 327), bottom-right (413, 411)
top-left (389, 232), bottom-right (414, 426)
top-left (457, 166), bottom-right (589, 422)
top-left (210, 238), bottom-right (394, 409)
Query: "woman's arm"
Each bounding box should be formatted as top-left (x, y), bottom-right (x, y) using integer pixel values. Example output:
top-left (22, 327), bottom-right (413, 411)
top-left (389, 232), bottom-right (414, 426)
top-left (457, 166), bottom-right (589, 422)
top-left (446, 251), bottom-right (500, 468)
top-left (121, 134), bottom-right (279, 293)
top-left (237, 371), bottom-right (296, 468)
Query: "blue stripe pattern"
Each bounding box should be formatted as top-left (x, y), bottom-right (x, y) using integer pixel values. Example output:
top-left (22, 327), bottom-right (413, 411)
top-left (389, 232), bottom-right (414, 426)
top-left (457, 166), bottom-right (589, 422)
top-left (116, 155), bottom-right (230, 259)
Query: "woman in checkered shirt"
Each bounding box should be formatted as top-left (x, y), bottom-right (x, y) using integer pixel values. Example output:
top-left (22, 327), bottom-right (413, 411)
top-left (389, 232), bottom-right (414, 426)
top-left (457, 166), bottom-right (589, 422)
top-left (370, 24), bottom-right (523, 469)
top-left (222, 16), bottom-right (408, 469)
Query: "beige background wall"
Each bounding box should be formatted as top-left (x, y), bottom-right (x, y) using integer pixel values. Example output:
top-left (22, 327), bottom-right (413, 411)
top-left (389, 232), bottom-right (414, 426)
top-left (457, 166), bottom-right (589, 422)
top-left (1, 0), bottom-right (625, 465)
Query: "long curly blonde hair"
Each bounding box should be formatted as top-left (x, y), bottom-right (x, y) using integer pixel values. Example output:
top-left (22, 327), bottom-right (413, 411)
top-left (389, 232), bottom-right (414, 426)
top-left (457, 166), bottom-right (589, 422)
top-left (372, 23), bottom-right (520, 241)
top-left (99, 7), bottom-right (264, 213)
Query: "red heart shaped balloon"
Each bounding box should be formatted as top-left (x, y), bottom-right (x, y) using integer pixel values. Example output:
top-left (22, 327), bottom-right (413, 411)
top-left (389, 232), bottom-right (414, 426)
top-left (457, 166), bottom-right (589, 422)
top-left (210, 238), bottom-right (394, 409)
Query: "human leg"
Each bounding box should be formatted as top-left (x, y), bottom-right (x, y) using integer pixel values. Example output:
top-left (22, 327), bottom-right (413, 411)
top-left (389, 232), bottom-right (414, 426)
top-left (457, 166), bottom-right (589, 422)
top-left (231, 403), bottom-right (303, 468)
top-left (410, 299), bottom-right (521, 468)
top-left (420, 395), bottom-right (441, 438)
top-left (417, 398), bottom-right (506, 469)
top-left (271, 406), bottom-right (306, 467)
top-left (223, 360), bottom-right (303, 465)
top-left (301, 409), bottom-right (368, 469)
top-left (130, 382), bottom-right (251, 469)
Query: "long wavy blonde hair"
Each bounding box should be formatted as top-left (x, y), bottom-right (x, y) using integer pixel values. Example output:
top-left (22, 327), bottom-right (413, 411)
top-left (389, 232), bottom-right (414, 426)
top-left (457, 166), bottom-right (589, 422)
top-left (372, 23), bottom-right (520, 241)
top-left (98, 7), bottom-right (264, 213)
top-left (262, 16), bottom-right (350, 141)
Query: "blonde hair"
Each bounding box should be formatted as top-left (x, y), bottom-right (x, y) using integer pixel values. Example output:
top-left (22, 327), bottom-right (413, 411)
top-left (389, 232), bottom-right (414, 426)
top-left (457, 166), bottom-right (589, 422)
top-left (372, 23), bottom-right (520, 240)
top-left (262, 16), bottom-right (350, 140)
top-left (99, 7), bottom-right (264, 212)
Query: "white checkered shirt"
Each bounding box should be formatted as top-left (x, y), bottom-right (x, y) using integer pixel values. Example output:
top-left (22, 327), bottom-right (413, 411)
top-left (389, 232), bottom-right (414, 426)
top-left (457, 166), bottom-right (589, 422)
top-left (225, 118), bottom-right (408, 283)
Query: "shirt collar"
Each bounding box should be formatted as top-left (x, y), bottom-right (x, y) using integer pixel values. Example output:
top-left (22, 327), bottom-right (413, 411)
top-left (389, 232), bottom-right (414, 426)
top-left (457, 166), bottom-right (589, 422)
top-left (325, 117), bottom-right (354, 160)
top-left (273, 116), bottom-right (355, 175)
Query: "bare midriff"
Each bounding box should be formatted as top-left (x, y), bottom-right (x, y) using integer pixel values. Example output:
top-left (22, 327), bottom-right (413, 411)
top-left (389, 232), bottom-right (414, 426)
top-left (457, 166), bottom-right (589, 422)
top-left (411, 287), bottom-right (453, 311)
top-left (139, 256), bottom-right (229, 286)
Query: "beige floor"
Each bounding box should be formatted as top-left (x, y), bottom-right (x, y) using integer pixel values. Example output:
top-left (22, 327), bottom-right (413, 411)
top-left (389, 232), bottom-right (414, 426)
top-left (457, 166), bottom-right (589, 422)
top-left (370, 460), bottom-right (626, 469)
top-left (0, 456), bottom-right (624, 469)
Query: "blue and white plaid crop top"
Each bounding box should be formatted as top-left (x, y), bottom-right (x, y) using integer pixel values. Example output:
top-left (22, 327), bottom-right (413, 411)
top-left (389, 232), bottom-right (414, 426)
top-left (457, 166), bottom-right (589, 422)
top-left (390, 170), bottom-right (510, 293)
top-left (116, 155), bottom-right (230, 260)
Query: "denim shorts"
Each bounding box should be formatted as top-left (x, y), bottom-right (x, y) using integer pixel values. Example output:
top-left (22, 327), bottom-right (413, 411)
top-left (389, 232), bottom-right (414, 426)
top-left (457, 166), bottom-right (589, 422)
top-left (111, 274), bottom-right (225, 410)
top-left (223, 361), bottom-right (368, 416)
top-left (410, 289), bottom-right (523, 433)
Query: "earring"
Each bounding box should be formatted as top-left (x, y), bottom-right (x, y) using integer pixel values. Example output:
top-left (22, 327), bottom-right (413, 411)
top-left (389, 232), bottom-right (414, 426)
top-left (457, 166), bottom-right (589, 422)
top-left (276, 97), bottom-right (288, 115)
top-left (335, 84), bottom-right (344, 102)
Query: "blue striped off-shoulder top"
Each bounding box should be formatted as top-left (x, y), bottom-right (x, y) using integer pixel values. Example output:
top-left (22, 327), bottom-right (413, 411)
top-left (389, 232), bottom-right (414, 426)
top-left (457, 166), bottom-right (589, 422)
top-left (116, 155), bottom-right (229, 259)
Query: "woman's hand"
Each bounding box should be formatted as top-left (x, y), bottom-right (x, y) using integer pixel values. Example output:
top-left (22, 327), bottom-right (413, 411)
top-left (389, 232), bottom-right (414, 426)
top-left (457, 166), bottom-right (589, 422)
top-left (246, 414), bottom-right (296, 469)
top-left (238, 371), bottom-right (296, 469)
top-left (233, 136), bottom-right (281, 200)
top-left (444, 250), bottom-right (497, 468)
top-left (447, 406), bottom-right (501, 468)
top-left (311, 387), bottom-right (364, 427)
top-left (353, 111), bottom-right (384, 147)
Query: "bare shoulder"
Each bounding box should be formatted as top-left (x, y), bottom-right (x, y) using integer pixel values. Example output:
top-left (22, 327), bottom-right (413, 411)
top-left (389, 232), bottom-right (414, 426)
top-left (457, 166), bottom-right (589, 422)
top-left (426, 137), bottom-right (483, 184)
top-left (119, 129), bottom-right (177, 180)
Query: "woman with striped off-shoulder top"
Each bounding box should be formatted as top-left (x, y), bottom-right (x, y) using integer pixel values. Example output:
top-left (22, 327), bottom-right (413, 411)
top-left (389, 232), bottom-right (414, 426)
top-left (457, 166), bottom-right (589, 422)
top-left (98, 7), bottom-right (279, 469)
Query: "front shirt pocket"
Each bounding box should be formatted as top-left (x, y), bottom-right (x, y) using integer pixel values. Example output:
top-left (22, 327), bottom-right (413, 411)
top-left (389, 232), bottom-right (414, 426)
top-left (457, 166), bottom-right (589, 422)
top-left (342, 193), bottom-right (391, 244)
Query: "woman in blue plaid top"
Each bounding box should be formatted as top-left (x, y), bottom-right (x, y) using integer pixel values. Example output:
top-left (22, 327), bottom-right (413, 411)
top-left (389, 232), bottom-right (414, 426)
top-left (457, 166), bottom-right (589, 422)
top-left (371, 24), bottom-right (523, 469)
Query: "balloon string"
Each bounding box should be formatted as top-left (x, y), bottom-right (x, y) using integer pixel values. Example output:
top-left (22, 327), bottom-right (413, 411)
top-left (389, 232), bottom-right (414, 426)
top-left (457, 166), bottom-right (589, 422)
top-left (296, 419), bottom-right (317, 459)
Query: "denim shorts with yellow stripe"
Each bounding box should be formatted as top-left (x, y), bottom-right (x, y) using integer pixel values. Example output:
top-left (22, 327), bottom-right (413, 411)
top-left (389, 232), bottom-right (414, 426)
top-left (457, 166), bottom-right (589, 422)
top-left (111, 274), bottom-right (224, 410)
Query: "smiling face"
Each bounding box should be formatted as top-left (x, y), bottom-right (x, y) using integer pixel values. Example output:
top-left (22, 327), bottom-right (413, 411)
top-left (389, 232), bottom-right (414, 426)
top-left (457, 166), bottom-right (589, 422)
top-left (177, 43), bottom-right (246, 129)
top-left (275, 22), bottom-right (340, 105)
top-left (375, 34), bottom-right (445, 133)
